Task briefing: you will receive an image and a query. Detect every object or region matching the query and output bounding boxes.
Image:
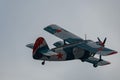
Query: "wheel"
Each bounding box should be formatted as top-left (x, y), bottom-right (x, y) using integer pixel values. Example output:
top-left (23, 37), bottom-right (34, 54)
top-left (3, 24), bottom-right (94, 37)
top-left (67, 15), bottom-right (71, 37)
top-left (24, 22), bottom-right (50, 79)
top-left (93, 64), bottom-right (98, 68)
top-left (81, 59), bottom-right (85, 62)
top-left (42, 61), bottom-right (45, 65)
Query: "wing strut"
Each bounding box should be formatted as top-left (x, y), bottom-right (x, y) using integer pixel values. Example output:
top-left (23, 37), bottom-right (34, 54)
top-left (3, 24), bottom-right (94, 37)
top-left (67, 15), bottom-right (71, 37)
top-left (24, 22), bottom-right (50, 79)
top-left (64, 40), bottom-right (66, 45)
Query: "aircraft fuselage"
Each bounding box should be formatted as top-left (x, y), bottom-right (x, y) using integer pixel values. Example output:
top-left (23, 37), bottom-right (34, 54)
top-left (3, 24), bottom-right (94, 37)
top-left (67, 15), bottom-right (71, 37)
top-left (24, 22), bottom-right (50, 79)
top-left (34, 42), bottom-right (91, 61)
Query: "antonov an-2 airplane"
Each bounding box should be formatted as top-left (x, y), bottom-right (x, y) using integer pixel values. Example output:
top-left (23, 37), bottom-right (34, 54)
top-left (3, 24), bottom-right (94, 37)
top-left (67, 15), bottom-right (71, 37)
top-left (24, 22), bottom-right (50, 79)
top-left (26, 24), bottom-right (117, 67)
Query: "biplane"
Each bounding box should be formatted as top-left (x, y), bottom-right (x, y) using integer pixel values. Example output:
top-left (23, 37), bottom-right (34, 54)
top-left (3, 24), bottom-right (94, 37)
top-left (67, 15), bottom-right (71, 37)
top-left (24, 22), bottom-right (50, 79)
top-left (26, 24), bottom-right (117, 67)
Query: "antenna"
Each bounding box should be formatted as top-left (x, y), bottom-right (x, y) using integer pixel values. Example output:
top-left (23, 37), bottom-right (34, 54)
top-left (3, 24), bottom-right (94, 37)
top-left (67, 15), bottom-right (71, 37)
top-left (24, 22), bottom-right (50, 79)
top-left (85, 34), bottom-right (87, 43)
top-left (85, 34), bottom-right (87, 41)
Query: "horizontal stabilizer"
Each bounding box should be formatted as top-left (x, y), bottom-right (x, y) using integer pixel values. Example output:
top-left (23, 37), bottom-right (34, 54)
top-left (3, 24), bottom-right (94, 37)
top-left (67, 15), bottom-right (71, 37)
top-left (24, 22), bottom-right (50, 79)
top-left (26, 43), bottom-right (34, 49)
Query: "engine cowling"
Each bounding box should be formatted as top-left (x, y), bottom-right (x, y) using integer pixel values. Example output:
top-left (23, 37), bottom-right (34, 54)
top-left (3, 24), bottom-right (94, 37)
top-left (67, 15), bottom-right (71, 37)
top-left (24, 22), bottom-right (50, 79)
top-left (53, 41), bottom-right (64, 47)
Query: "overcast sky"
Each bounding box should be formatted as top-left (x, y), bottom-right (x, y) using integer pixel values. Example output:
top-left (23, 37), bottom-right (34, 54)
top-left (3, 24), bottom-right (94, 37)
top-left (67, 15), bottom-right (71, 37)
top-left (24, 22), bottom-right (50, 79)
top-left (0, 0), bottom-right (120, 80)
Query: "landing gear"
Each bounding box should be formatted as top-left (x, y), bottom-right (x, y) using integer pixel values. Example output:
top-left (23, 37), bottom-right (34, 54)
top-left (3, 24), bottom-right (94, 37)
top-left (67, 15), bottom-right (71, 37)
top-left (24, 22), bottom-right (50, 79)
top-left (81, 59), bottom-right (85, 62)
top-left (41, 60), bottom-right (45, 65)
top-left (93, 64), bottom-right (98, 68)
top-left (93, 55), bottom-right (102, 68)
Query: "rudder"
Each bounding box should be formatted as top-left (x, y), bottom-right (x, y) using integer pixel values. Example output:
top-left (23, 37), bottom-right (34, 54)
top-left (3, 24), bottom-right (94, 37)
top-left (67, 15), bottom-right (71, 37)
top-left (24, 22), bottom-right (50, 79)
top-left (33, 37), bottom-right (49, 58)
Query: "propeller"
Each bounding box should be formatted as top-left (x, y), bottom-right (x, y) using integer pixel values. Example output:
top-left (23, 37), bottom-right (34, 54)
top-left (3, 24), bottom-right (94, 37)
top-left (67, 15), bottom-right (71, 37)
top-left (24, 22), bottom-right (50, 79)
top-left (97, 37), bottom-right (107, 47)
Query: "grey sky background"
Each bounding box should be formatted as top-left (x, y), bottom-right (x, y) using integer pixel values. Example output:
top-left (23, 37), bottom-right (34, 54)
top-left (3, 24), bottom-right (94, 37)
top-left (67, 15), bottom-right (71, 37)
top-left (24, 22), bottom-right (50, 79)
top-left (0, 0), bottom-right (120, 80)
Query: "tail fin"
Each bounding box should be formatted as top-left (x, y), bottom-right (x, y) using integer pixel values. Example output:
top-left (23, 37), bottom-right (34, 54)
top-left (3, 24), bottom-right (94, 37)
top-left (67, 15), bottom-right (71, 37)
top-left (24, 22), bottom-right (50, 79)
top-left (33, 37), bottom-right (49, 56)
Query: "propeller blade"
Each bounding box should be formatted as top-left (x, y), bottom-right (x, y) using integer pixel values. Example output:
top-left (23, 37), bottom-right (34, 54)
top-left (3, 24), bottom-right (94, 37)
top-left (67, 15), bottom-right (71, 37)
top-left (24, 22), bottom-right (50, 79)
top-left (97, 37), bottom-right (102, 43)
top-left (97, 37), bottom-right (107, 47)
top-left (103, 37), bottom-right (107, 45)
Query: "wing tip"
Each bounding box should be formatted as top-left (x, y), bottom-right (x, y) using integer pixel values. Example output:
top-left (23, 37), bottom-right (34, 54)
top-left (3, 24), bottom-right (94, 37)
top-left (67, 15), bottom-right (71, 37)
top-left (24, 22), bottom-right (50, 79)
top-left (44, 24), bottom-right (58, 28)
top-left (103, 61), bottom-right (111, 66)
top-left (98, 60), bottom-right (111, 66)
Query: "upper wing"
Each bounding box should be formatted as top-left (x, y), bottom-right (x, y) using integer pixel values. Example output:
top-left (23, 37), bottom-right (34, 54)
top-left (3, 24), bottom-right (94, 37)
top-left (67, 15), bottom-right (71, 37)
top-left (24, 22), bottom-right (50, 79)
top-left (85, 57), bottom-right (110, 66)
top-left (78, 41), bottom-right (117, 56)
top-left (44, 24), bottom-right (84, 43)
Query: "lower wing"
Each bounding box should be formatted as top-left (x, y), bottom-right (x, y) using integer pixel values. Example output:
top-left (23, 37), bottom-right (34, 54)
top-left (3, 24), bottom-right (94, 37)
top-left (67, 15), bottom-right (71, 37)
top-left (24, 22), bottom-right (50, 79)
top-left (85, 57), bottom-right (110, 67)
